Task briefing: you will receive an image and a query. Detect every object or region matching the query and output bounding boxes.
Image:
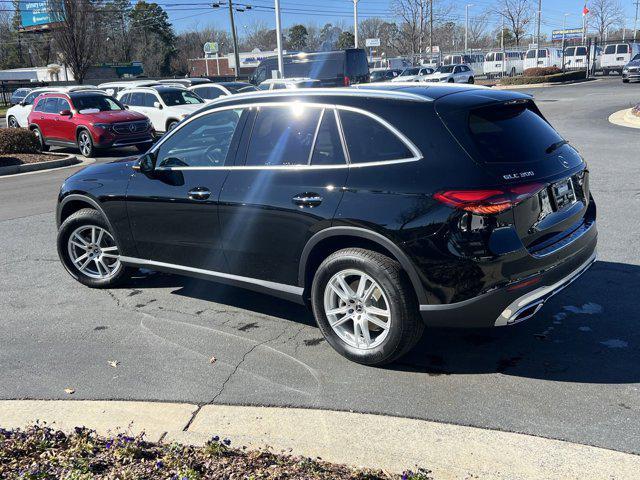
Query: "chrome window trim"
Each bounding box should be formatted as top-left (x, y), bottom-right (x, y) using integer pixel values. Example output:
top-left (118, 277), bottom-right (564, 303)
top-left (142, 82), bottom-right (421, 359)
top-left (150, 101), bottom-right (423, 171)
top-left (333, 107), bottom-right (351, 164)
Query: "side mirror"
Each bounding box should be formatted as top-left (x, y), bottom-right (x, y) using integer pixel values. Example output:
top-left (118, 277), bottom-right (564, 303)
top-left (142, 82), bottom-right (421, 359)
top-left (59, 109), bottom-right (72, 116)
top-left (133, 152), bottom-right (156, 173)
top-left (153, 101), bottom-right (162, 109)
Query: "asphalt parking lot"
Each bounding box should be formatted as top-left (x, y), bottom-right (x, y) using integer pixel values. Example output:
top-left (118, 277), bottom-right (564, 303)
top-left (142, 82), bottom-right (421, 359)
top-left (1, 77), bottom-right (639, 455)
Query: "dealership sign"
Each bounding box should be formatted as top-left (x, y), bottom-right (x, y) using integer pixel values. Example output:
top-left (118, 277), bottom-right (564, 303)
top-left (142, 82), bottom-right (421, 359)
top-left (20, 1), bottom-right (61, 29)
top-left (552, 28), bottom-right (584, 41)
top-left (365, 38), bottom-right (381, 47)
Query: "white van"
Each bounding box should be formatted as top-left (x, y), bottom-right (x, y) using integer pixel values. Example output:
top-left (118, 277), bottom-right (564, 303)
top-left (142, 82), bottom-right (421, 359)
top-left (523, 48), bottom-right (563, 70)
top-left (443, 54), bottom-right (485, 75)
top-left (564, 45), bottom-right (601, 71)
top-left (97, 80), bottom-right (159, 97)
top-left (601, 43), bottom-right (640, 75)
top-left (483, 51), bottom-right (524, 77)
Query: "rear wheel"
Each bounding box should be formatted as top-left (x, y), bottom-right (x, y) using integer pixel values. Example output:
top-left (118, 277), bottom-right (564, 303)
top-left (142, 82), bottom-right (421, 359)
top-left (167, 120), bottom-right (179, 131)
top-left (7, 116), bottom-right (19, 128)
top-left (311, 248), bottom-right (424, 366)
top-left (77, 130), bottom-right (96, 157)
top-left (57, 208), bottom-right (134, 288)
top-left (448, 78), bottom-right (454, 83)
top-left (603, 68), bottom-right (610, 76)
top-left (468, 76), bottom-right (475, 84)
top-left (623, 79), bottom-right (630, 83)
top-left (32, 127), bottom-right (49, 152)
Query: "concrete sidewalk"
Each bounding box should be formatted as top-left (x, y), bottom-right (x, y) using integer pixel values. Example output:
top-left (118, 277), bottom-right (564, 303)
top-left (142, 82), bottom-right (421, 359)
top-left (0, 400), bottom-right (637, 479)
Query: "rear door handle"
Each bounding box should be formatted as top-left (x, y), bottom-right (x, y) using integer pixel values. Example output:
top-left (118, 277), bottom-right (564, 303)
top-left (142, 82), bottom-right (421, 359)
top-left (188, 187), bottom-right (211, 201)
top-left (292, 193), bottom-right (323, 207)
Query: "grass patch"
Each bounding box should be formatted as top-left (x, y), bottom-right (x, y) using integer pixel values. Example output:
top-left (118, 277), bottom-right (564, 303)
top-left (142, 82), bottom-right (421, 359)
top-left (498, 70), bottom-right (587, 86)
top-left (0, 424), bottom-right (433, 479)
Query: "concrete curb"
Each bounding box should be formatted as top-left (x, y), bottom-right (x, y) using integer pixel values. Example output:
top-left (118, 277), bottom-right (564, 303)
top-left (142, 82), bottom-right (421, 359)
top-left (1, 400), bottom-right (638, 479)
top-left (0, 153), bottom-right (81, 176)
top-left (493, 78), bottom-right (599, 90)
top-left (608, 107), bottom-right (640, 129)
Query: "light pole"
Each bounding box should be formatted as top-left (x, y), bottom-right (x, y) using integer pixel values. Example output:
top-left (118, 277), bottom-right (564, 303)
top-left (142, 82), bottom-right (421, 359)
top-left (353, 0), bottom-right (360, 48)
top-left (275, 0), bottom-right (284, 78)
top-left (535, 0), bottom-right (541, 67)
top-left (465, 4), bottom-right (473, 53)
top-left (561, 13), bottom-right (570, 72)
top-left (634, 0), bottom-right (639, 42)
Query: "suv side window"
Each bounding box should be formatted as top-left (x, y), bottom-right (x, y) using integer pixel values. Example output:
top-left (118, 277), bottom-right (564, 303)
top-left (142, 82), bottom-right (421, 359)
top-left (120, 93), bottom-right (131, 104)
top-left (198, 86), bottom-right (224, 100)
top-left (33, 98), bottom-right (46, 112)
top-left (129, 92), bottom-right (144, 106)
top-left (43, 98), bottom-right (60, 114)
top-left (311, 109), bottom-right (346, 166)
top-left (156, 109), bottom-right (244, 168)
top-left (24, 91), bottom-right (45, 105)
top-left (339, 110), bottom-right (413, 164)
top-left (246, 106), bottom-right (322, 166)
top-left (58, 98), bottom-right (71, 112)
top-left (143, 93), bottom-right (157, 107)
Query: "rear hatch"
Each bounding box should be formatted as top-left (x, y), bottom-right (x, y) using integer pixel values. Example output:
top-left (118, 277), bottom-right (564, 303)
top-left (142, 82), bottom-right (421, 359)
top-left (435, 90), bottom-right (592, 256)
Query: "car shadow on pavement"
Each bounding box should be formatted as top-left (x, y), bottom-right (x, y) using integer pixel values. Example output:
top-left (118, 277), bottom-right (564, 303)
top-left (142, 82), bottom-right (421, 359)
top-left (124, 260), bottom-right (638, 383)
top-left (395, 260), bottom-right (639, 384)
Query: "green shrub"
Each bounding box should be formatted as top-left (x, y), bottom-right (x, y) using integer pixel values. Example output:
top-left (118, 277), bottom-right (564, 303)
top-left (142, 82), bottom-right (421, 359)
top-left (523, 66), bottom-right (562, 77)
top-left (0, 128), bottom-right (40, 154)
top-left (499, 70), bottom-right (586, 86)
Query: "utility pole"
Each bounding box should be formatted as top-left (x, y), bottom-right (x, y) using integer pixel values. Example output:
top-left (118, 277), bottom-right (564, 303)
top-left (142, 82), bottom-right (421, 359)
top-left (634, 0), bottom-right (639, 42)
top-left (353, 0), bottom-right (359, 48)
top-left (562, 13), bottom-right (570, 72)
top-left (465, 4), bottom-right (473, 53)
top-left (275, 0), bottom-right (284, 78)
top-left (535, 0), bottom-right (541, 67)
top-left (501, 14), bottom-right (505, 77)
top-left (228, 0), bottom-right (241, 79)
top-left (429, 0), bottom-right (433, 57)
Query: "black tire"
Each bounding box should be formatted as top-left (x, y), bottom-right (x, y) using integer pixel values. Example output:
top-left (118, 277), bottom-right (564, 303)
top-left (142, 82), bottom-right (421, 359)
top-left (167, 120), bottom-right (179, 131)
top-left (32, 127), bottom-right (49, 152)
top-left (57, 208), bottom-right (135, 288)
top-left (77, 129), bottom-right (96, 157)
top-left (448, 78), bottom-right (454, 83)
top-left (311, 248), bottom-right (424, 366)
top-left (604, 69), bottom-right (610, 76)
top-left (468, 76), bottom-right (475, 84)
top-left (7, 116), bottom-right (19, 128)
top-left (623, 79), bottom-right (630, 83)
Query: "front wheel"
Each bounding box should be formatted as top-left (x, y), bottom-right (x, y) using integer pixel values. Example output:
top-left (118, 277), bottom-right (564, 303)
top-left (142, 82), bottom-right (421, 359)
top-left (7, 116), bottom-right (19, 128)
top-left (57, 208), bottom-right (135, 288)
top-left (77, 130), bottom-right (96, 157)
top-left (311, 248), bottom-right (424, 366)
top-left (32, 127), bottom-right (49, 152)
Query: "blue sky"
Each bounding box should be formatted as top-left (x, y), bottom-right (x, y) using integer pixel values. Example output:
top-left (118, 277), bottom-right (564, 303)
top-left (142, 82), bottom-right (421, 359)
top-left (162, 0), bottom-right (640, 36)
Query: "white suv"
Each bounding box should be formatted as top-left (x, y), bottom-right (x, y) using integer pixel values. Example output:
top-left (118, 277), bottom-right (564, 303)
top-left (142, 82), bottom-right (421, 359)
top-left (422, 64), bottom-right (475, 83)
top-left (5, 86), bottom-right (98, 128)
top-left (116, 86), bottom-right (205, 133)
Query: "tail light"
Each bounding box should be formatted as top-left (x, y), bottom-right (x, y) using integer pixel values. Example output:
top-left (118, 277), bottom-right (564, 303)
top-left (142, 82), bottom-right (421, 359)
top-left (343, 76), bottom-right (351, 86)
top-left (434, 183), bottom-right (544, 215)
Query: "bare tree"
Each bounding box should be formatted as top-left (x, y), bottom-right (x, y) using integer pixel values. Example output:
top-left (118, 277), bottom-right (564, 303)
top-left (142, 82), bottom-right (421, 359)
top-left (393, 0), bottom-right (452, 55)
top-left (588, 0), bottom-right (623, 41)
top-left (493, 0), bottom-right (533, 48)
top-left (47, 0), bottom-right (104, 83)
top-left (467, 12), bottom-right (491, 49)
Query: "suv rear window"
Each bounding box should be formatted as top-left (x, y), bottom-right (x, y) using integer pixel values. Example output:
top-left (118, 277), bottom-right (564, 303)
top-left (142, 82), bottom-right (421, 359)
top-left (339, 110), bottom-right (413, 164)
top-left (467, 102), bottom-right (563, 164)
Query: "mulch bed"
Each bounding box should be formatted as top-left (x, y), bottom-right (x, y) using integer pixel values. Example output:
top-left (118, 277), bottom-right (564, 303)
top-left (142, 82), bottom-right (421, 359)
top-left (632, 104), bottom-right (640, 117)
top-left (0, 153), bottom-right (59, 167)
top-left (0, 424), bottom-right (432, 479)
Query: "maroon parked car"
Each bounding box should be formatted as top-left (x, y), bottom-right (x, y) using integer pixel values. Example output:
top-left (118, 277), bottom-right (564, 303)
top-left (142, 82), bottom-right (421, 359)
top-left (28, 91), bottom-right (154, 157)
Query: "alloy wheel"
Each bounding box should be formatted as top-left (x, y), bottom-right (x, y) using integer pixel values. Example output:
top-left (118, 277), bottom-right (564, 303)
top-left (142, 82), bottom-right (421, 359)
top-left (67, 225), bottom-right (120, 279)
top-left (323, 269), bottom-right (391, 350)
top-left (8, 117), bottom-right (18, 128)
top-left (78, 132), bottom-right (92, 156)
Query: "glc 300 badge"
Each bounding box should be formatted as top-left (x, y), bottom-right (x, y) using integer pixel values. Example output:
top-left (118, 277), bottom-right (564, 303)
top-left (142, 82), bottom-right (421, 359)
top-left (503, 171), bottom-right (535, 180)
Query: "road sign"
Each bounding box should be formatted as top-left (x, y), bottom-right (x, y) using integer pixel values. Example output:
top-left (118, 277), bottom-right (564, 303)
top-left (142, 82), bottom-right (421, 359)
top-left (551, 28), bottom-right (584, 41)
top-left (204, 42), bottom-right (219, 55)
top-left (365, 38), bottom-right (381, 47)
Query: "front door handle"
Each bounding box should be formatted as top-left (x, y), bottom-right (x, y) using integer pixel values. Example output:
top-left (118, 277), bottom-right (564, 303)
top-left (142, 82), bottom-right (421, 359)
top-left (188, 187), bottom-right (211, 201)
top-left (292, 193), bottom-right (323, 207)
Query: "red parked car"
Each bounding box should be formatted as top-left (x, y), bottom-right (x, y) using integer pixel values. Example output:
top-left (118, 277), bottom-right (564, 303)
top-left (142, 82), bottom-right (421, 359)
top-left (28, 91), bottom-right (154, 157)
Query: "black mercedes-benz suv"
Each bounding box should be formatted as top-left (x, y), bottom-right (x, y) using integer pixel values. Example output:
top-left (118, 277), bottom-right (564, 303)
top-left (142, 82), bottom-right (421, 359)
top-left (56, 84), bottom-right (597, 365)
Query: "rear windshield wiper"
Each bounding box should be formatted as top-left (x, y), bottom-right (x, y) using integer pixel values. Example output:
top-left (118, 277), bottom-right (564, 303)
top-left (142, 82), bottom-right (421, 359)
top-left (546, 140), bottom-right (569, 154)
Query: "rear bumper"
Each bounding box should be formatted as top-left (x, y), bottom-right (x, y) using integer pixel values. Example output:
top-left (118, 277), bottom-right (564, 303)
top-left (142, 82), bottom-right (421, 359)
top-left (419, 225), bottom-right (597, 328)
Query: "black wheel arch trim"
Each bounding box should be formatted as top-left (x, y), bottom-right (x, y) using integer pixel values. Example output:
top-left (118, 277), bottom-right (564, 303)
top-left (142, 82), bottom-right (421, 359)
top-left (298, 226), bottom-right (428, 304)
top-left (56, 194), bottom-right (118, 242)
